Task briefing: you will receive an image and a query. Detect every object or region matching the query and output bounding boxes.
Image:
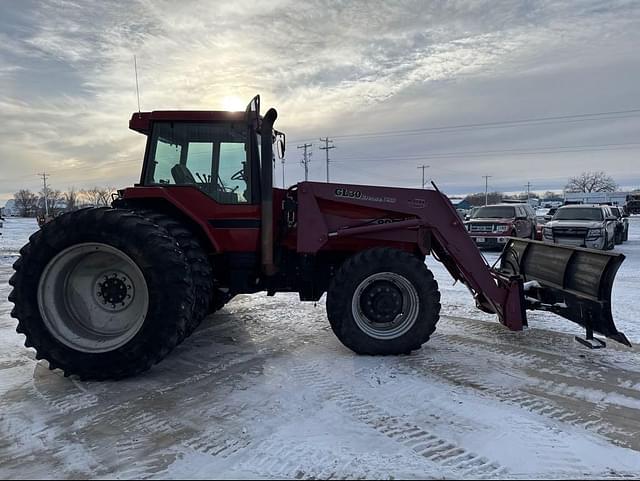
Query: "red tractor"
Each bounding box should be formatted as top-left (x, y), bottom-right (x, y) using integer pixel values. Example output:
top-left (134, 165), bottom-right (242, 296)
top-left (9, 96), bottom-right (630, 380)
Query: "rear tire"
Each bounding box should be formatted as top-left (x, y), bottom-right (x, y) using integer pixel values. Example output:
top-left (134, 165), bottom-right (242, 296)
top-left (9, 208), bottom-right (194, 380)
top-left (327, 248), bottom-right (441, 355)
top-left (128, 209), bottom-right (215, 339)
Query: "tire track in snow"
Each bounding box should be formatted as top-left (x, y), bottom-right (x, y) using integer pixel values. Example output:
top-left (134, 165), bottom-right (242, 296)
top-left (440, 321), bottom-right (640, 387)
top-left (32, 374), bottom-right (99, 414)
top-left (440, 334), bottom-right (640, 407)
top-left (239, 439), bottom-right (435, 480)
top-left (443, 316), bottom-right (640, 373)
top-left (352, 368), bottom-right (585, 472)
top-left (292, 365), bottom-right (506, 479)
top-left (393, 348), bottom-right (639, 450)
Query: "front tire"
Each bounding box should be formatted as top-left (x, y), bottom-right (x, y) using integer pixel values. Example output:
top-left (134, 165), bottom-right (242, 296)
top-left (327, 248), bottom-right (441, 355)
top-left (604, 232), bottom-right (615, 251)
top-left (9, 208), bottom-right (194, 380)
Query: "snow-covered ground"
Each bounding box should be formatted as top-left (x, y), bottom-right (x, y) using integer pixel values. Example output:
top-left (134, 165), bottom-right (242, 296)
top-left (1, 217), bottom-right (640, 479)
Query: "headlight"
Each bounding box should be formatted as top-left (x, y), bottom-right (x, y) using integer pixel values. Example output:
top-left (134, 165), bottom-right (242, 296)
top-left (543, 227), bottom-right (553, 238)
top-left (587, 228), bottom-right (603, 239)
top-left (495, 224), bottom-right (510, 233)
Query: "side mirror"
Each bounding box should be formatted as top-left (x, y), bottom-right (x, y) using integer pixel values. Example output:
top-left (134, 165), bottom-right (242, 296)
top-left (275, 131), bottom-right (286, 159)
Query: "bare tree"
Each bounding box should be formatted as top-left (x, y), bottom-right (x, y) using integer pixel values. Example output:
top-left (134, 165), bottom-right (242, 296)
top-left (565, 171), bottom-right (618, 193)
top-left (96, 186), bottom-right (117, 206)
top-left (81, 186), bottom-right (117, 207)
top-left (81, 187), bottom-right (101, 207)
top-left (39, 188), bottom-right (63, 215)
top-left (14, 189), bottom-right (39, 217)
top-left (64, 187), bottom-right (79, 211)
top-left (464, 192), bottom-right (504, 206)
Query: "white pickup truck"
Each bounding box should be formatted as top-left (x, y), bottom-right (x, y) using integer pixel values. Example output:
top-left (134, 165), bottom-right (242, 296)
top-left (542, 205), bottom-right (618, 250)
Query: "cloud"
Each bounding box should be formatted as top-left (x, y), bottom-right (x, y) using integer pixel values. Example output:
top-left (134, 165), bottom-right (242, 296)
top-left (1, 0), bottom-right (639, 201)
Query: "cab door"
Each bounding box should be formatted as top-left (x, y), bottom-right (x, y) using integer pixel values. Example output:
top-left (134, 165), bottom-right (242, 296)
top-left (142, 120), bottom-right (261, 253)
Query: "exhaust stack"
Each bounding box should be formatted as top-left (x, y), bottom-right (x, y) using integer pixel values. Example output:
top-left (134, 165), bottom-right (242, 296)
top-left (260, 108), bottom-right (278, 276)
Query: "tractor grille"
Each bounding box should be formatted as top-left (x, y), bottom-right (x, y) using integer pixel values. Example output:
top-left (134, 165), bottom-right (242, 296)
top-left (469, 223), bottom-right (496, 233)
top-left (553, 227), bottom-right (588, 237)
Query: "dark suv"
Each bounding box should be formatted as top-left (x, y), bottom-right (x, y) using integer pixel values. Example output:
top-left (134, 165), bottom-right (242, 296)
top-left (464, 204), bottom-right (536, 248)
top-left (610, 206), bottom-right (629, 244)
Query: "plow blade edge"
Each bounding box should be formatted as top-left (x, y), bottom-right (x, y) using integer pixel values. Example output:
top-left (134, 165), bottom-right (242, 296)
top-left (500, 238), bottom-right (630, 347)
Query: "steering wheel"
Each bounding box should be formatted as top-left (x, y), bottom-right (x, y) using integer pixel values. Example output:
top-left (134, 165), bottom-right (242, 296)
top-left (230, 169), bottom-right (246, 182)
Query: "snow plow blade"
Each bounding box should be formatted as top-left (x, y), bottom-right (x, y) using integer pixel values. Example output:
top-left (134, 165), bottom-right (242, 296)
top-left (499, 238), bottom-right (630, 347)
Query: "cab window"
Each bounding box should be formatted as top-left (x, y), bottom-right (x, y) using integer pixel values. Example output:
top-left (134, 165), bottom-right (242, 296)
top-left (145, 122), bottom-right (252, 204)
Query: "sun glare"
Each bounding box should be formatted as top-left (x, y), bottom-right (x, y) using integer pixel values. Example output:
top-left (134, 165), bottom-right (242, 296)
top-left (221, 95), bottom-right (245, 111)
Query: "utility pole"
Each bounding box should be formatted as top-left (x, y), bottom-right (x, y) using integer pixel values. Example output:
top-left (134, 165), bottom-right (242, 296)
top-left (298, 143), bottom-right (312, 182)
top-left (483, 175), bottom-right (492, 206)
top-left (282, 158), bottom-right (285, 188)
top-left (526, 181), bottom-right (532, 204)
top-left (38, 172), bottom-right (50, 216)
top-left (417, 165), bottom-right (430, 189)
top-left (319, 137), bottom-right (335, 183)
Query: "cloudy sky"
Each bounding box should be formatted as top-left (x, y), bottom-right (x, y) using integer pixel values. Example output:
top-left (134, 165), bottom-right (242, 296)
top-left (1, 0), bottom-right (639, 203)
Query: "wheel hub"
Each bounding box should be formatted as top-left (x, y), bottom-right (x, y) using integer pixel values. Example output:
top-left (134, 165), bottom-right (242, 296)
top-left (360, 281), bottom-right (403, 323)
top-left (351, 272), bottom-right (420, 340)
top-left (95, 272), bottom-right (134, 311)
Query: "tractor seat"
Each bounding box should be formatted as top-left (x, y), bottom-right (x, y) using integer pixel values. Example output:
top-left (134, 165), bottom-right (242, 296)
top-left (171, 164), bottom-right (197, 184)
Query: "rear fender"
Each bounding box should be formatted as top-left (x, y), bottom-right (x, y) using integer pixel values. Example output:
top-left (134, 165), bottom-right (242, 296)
top-left (116, 188), bottom-right (221, 253)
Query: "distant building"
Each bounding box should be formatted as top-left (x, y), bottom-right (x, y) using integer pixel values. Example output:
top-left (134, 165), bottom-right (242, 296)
top-left (449, 197), bottom-right (472, 210)
top-left (3, 199), bottom-right (18, 216)
top-left (563, 191), bottom-right (630, 206)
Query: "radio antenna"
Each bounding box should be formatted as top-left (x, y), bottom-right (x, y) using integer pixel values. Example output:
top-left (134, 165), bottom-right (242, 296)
top-left (134, 55), bottom-right (141, 113)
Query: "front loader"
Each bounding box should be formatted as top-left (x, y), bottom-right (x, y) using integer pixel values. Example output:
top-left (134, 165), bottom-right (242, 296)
top-left (8, 96), bottom-right (630, 380)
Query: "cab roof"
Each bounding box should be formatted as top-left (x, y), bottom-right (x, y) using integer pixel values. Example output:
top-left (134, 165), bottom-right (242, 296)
top-left (129, 110), bottom-right (249, 135)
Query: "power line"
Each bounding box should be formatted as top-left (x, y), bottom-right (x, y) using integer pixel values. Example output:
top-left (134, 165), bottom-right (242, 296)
top-left (483, 175), bottom-right (492, 206)
top-left (417, 165), bottom-right (430, 189)
top-left (297, 143), bottom-right (312, 182)
top-left (38, 172), bottom-right (50, 216)
top-left (289, 108), bottom-right (640, 144)
top-left (319, 137), bottom-right (336, 183)
top-left (331, 141), bottom-right (640, 163)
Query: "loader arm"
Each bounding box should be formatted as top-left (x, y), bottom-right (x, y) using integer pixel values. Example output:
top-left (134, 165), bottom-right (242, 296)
top-left (296, 182), bottom-right (629, 345)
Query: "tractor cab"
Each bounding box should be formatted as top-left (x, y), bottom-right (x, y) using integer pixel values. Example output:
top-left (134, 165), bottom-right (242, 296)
top-left (129, 96), bottom-right (280, 207)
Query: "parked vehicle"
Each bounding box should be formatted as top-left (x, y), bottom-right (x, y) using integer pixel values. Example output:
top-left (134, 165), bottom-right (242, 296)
top-left (542, 205), bottom-right (618, 250)
top-left (8, 96), bottom-right (630, 380)
top-left (610, 206), bottom-right (629, 243)
top-left (464, 203), bottom-right (536, 248)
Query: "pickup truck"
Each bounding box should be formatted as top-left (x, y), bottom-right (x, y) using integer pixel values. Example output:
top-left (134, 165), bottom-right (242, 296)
top-left (542, 204), bottom-right (618, 250)
top-left (464, 203), bottom-right (536, 248)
